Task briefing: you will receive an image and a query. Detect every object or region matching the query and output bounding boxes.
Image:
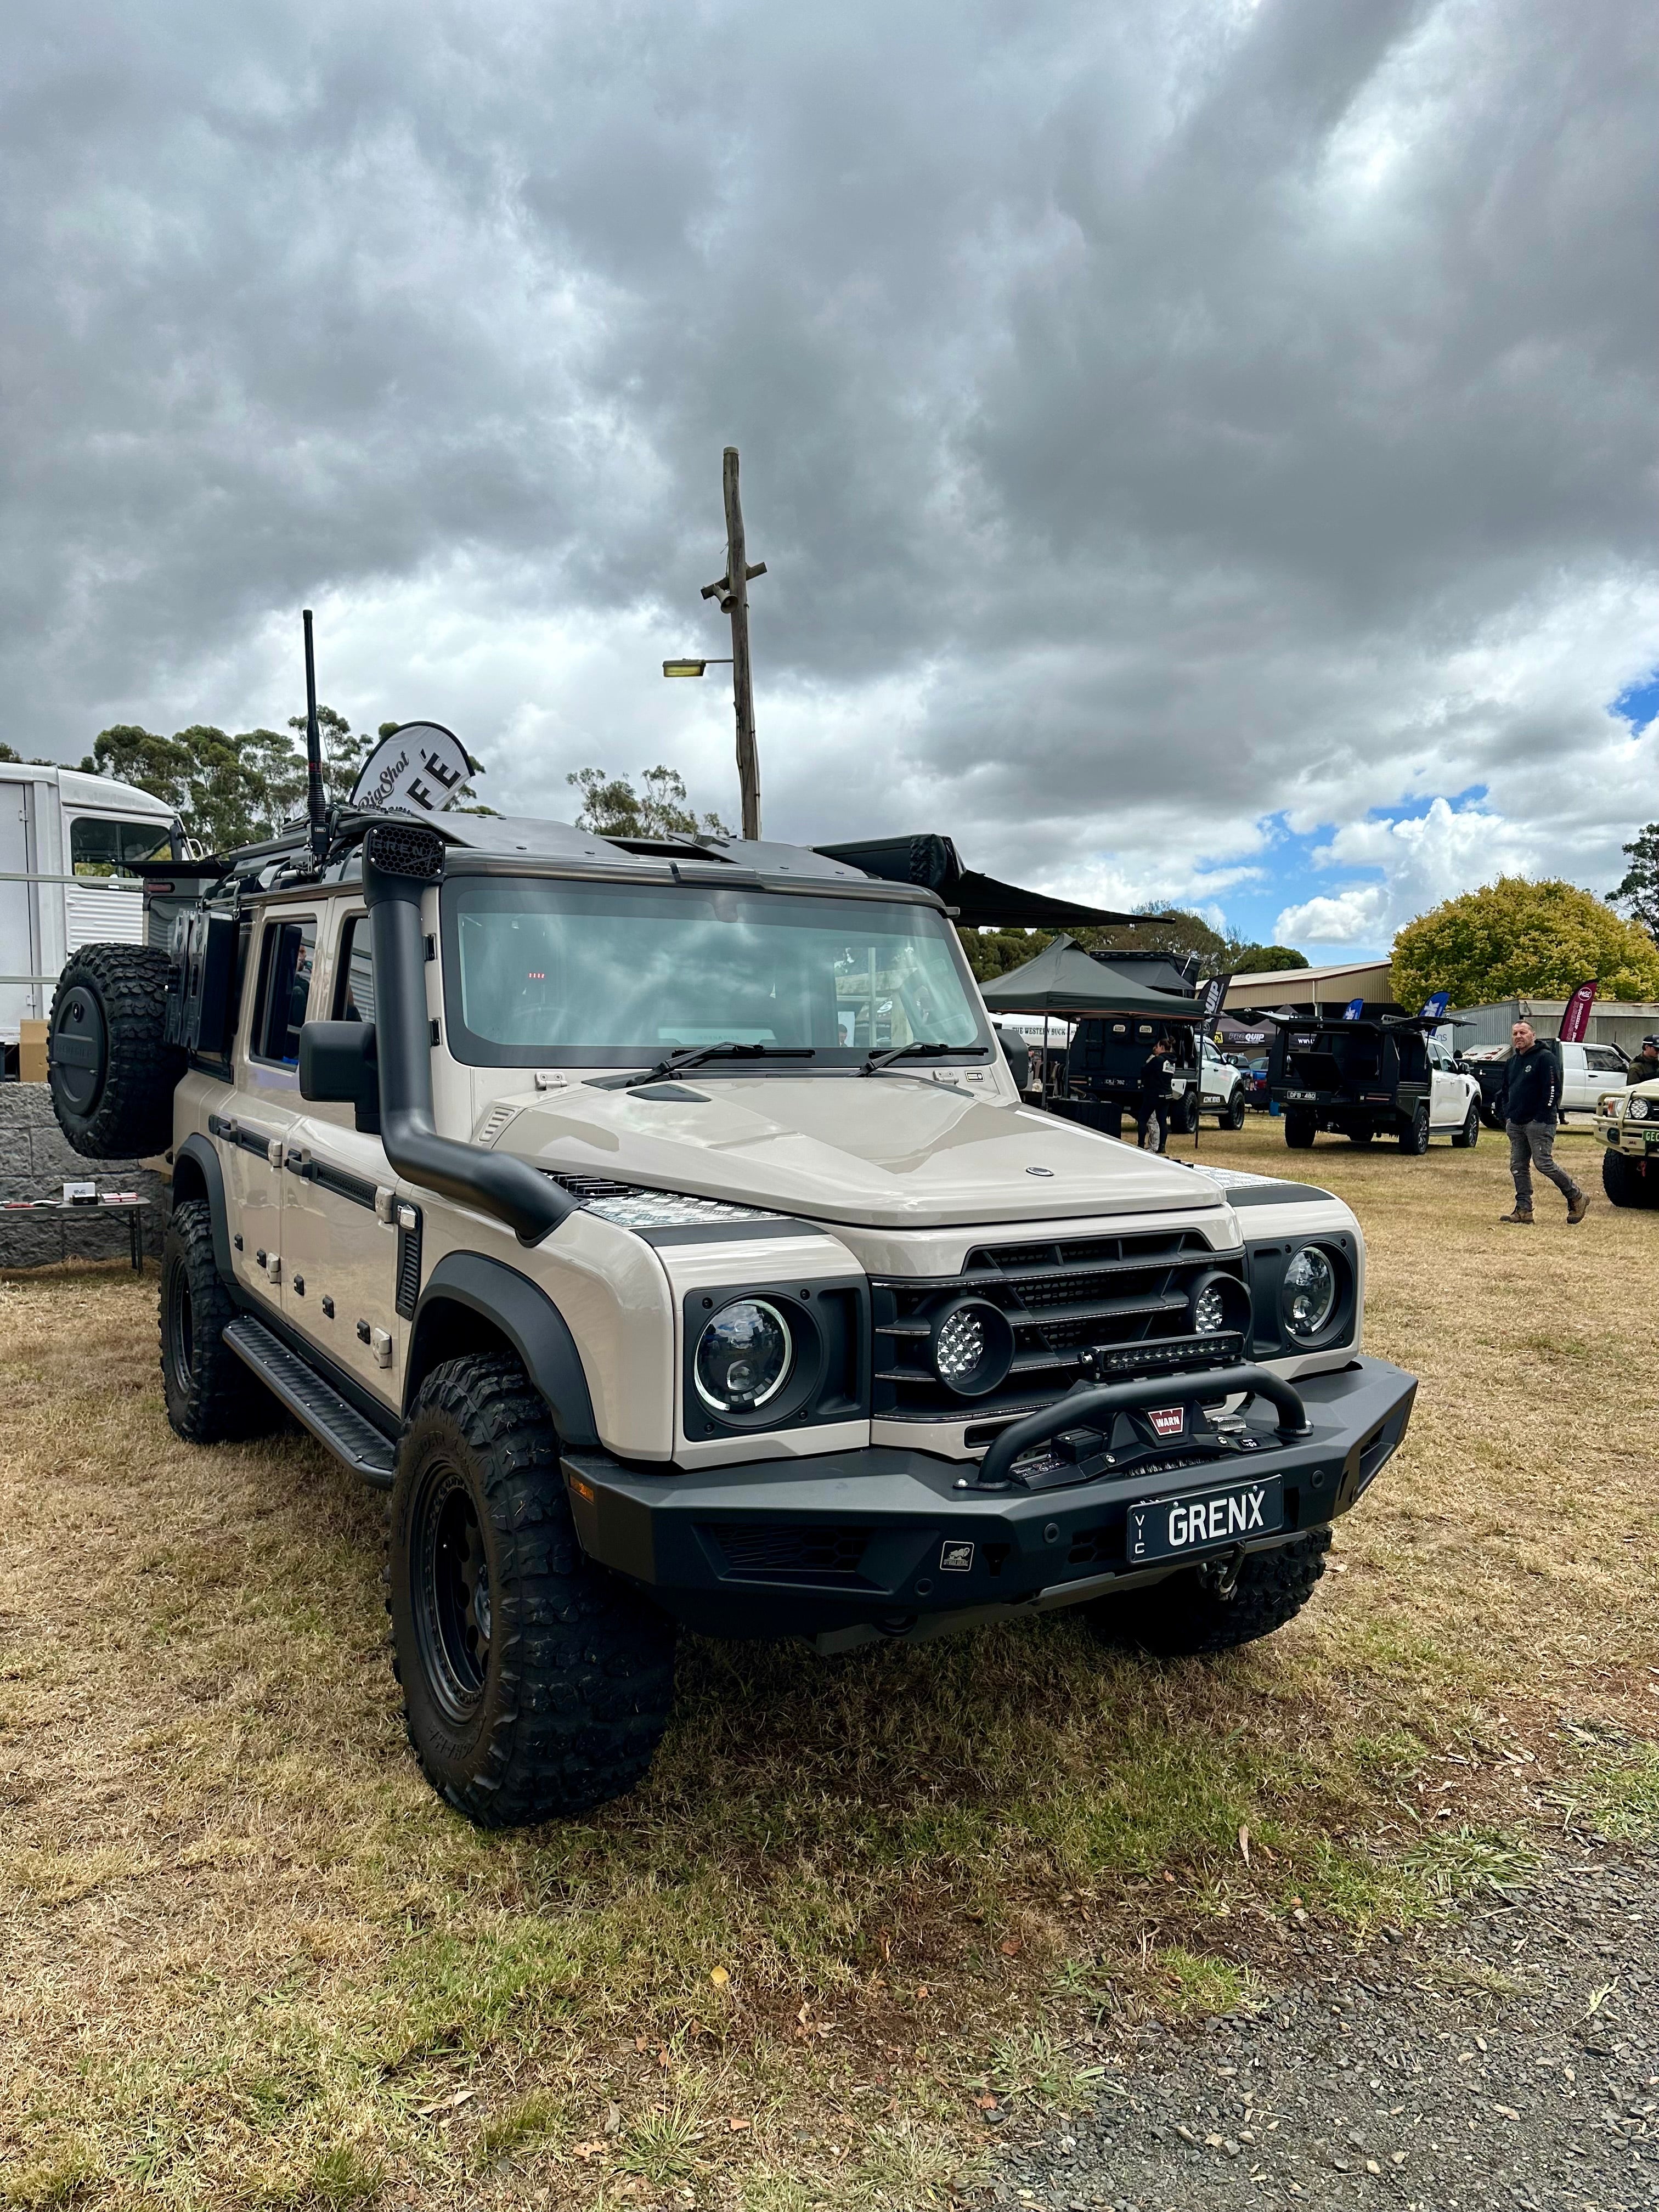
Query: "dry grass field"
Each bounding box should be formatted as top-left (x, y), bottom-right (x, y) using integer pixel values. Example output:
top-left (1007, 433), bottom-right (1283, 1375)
top-left (3, 1120), bottom-right (1657, 2210)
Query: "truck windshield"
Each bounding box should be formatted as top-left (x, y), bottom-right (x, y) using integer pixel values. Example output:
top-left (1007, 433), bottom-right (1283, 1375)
top-left (440, 877), bottom-right (991, 1069)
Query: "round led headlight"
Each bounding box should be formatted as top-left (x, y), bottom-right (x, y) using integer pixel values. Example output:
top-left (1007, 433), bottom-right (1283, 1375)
top-left (929, 1297), bottom-right (1015, 1399)
top-left (1630, 1096), bottom-right (1650, 1121)
top-left (693, 1298), bottom-right (793, 1414)
top-left (1282, 1245), bottom-right (1338, 1339)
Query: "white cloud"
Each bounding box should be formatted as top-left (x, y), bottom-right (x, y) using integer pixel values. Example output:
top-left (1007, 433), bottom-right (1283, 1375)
top-left (1, 0), bottom-right (1655, 934)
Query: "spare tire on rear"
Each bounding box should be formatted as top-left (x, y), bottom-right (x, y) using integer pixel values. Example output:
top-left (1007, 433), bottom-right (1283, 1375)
top-left (49, 944), bottom-right (184, 1159)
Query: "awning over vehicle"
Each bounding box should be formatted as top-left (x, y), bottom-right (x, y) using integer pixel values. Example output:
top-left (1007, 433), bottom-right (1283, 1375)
top-left (980, 935), bottom-right (1201, 1019)
top-left (814, 834), bottom-right (1144, 930)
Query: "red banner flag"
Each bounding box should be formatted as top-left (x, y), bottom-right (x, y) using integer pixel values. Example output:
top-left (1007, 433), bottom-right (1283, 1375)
top-left (1558, 979), bottom-right (1598, 1044)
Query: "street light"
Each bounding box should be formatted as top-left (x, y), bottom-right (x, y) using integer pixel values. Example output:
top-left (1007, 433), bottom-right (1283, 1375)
top-left (661, 657), bottom-right (732, 679)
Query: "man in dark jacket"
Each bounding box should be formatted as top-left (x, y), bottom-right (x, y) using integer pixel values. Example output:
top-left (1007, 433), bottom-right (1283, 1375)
top-left (1626, 1036), bottom-right (1659, 1085)
top-left (1137, 1034), bottom-right (1176, 1154)
top-left (1502, 1020), bottom-right (1588, 1224)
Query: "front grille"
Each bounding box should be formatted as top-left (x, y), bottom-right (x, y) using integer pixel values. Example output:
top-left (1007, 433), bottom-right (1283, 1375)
top-left (710, 1525), bottom-right (872, 1583)
top-left (872, 1229), bottom-right (1243, 1424)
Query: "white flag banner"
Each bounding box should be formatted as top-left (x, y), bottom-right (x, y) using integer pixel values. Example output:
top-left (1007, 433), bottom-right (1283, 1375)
top-left (350, 723), bottom-right (476, 815)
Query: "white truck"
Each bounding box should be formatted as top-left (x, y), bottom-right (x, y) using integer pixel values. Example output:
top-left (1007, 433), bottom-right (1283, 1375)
top-left (1, 765), bottom-right (181, 1065)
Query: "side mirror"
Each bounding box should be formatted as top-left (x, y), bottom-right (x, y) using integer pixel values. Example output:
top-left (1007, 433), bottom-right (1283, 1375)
top-left (299, 1020), bottom-right (381, 1134)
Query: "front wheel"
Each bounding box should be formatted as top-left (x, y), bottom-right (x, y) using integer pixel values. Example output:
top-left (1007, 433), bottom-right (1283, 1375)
top-left (388, 1353), bottom-right (676, 1826)
top-left (1399, 1104), bottom-right (1430, 1154)
top-left (1085, 1529), bottom-right (1333, 1656)
top-left (1284, 1109), bottom-right (1316, 1150)
top-left (1451, 1102), bottom-right (1480, 1149)
top-left (1603, 1148), bottom-right (1659, 1209)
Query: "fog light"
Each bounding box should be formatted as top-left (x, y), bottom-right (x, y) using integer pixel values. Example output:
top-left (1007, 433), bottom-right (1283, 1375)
top-left (928, 1297), bottom-right (1014, 1399)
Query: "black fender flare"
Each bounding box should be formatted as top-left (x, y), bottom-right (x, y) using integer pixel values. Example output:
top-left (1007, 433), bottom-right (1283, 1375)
top-left (171, 1132), bottom-right (237, 1284)
top-left (405, 1251), bottom-right (599, 1447)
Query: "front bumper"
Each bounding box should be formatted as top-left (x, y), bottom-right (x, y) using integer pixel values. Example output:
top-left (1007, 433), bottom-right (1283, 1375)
top-left (562, 1353), bottom-right (1416, 1646)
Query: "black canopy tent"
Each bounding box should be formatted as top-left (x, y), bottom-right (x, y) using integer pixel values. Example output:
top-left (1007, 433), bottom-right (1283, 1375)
top-left (979, 935), bottom-right (1199, 1019)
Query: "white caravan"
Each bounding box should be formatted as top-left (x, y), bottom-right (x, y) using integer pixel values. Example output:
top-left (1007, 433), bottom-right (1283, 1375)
top-left (1, 766), bottom-right (181, 1050)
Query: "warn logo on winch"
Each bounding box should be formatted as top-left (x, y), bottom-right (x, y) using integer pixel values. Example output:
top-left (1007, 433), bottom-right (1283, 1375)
top-left (1145, 1406), bottom-right (1185, 1438)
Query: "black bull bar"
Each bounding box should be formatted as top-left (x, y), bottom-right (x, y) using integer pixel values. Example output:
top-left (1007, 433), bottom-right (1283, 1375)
top-left (561, 1355), bottom-right (1417, 1643)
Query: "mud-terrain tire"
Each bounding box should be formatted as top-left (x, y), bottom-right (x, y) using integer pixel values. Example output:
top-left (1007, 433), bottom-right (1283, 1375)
top-left (1284, 1109), bottom-right (1316, 1149)
top-left (1399, 1103), bottom-right (1430, 1154)
top-left (1603, 1148), bottom-right (1659, 1209)
top-left (1226, 1092), bottom-right (1246, 1130)
top-left (388, 1353), bottom-right (676, 1826)
top-left (160, 1199), bottom-right (279, 1442)
top-left (1451, 1102), bottom-right (1480, 1150)
top-left (1086, 1528), bottom-right (1333, 1657)
top-left (49, 943), bottom-right (184, 1159)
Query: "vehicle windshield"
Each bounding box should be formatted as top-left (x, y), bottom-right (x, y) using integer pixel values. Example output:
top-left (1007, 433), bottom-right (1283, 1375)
top-left (440, 877), bottom-right (992, 1069)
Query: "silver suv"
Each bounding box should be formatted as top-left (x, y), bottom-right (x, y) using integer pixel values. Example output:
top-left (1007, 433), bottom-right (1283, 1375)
top-left (49, 810), bottom-right (1417, 1825)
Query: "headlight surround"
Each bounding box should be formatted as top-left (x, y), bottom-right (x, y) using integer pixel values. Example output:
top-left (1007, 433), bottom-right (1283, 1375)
top-left (1281, 1245), bottom-right (1338, 1339)
top-left (928, 1296), bottom-right (1014, 1399)
top-left (1630, 1096), bottom-right (1650, 1121)
top-left (693, 1297), bottom-right (793, 1414)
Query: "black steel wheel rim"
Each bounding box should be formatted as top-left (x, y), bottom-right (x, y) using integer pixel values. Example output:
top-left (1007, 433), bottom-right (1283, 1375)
top-left (166, 1260), bottom-right (195, 1394)
top-left (412, 1462), bottom-right (492, 1725)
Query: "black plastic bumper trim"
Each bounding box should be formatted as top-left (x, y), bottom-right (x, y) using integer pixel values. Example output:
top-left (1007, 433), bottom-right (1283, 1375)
top-left (561, 1353), bottom-right (1416, 1637)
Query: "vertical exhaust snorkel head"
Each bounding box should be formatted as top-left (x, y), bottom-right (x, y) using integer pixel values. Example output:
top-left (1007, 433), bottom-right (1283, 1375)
top-left (360, 819), bottom-right (573, 1244)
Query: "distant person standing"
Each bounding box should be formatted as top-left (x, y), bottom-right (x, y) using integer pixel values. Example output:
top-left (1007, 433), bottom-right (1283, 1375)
top-left (1500, 1020), bottom-right (1589, 1225)
top-left (1137, 1034), bottom-right (1175, 1154)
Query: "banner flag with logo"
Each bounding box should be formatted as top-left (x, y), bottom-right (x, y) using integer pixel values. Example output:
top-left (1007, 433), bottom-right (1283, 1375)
top-left (1198, 972), bottom-right (1233, 1028)
top-left (350, 722), bottom-right (479, 816)
top-left (1558, 979), bottom-right (1598, 1044)
top-left (1342, 997), bottom-right (1364, 1021)
top-left (1418, 990), bottom-right (1450, 1020)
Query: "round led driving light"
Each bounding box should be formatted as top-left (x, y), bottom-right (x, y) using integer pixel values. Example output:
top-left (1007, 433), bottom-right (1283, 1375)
top-left (928, 1297), bottom-right (1014, 1399)
top-left (1192, 1280), bottom-right (1228, 1335)
top-left (1282, 1245), bottom-right (1338, 1339)
top-left (694, 1298), bottom-right (793, 1414)
top-left (1630, 1096), bottom-right (1650, 1120)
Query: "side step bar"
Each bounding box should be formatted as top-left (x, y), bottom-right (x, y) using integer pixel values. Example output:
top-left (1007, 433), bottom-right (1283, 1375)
top-left (224, 1317), bottom-right (397, 1488)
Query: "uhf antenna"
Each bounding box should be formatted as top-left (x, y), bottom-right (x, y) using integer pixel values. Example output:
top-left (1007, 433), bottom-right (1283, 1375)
top-left (302, 608), bottom-right (328, 861)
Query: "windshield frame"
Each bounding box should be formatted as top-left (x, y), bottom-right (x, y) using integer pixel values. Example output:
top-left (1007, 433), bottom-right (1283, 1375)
top-left (436, 869), bottom-right (995, 1071)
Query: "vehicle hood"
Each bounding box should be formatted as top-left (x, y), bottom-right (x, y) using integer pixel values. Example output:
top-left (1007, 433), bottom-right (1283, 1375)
top-left (495, 1076), bottom-right (1227, 1228)
top-left (1612, 1076), bottom-right (1659, 1106)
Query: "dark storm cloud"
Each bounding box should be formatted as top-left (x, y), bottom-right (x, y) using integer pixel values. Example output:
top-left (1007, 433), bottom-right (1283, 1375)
top-left (2, 0), bottom-right (1654, 943)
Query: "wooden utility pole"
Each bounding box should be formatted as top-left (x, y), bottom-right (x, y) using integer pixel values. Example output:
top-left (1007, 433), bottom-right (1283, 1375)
top-left (701, 447), bottom-right (766, 840)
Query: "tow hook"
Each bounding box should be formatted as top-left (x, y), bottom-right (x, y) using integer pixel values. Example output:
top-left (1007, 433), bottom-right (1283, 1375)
top-left (1196, 1545), bottom-right (1246, 1600)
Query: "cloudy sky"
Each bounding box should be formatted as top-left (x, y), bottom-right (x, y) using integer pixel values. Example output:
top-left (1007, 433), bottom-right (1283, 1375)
top-left (4, 0), bottom-right (1655, 957)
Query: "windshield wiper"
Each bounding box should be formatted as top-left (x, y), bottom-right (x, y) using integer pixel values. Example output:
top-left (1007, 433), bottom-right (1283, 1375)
top-left (624, 1041), bottom-right (815, 1090)
top-left (860, 1041), bottom-right (992, 1077)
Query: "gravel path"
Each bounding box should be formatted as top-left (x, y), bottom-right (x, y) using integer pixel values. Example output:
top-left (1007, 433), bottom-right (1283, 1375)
top-left (990, 1851), bottom-right (1658, 2212)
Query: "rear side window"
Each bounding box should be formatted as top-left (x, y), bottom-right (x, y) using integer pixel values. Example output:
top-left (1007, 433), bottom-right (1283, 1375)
top-left (252, 918), bottom-right (317, 1065)
top-left (333, 915), bottom-right (376, 1022)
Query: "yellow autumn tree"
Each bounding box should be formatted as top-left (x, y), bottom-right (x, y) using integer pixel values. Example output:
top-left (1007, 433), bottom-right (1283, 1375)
top-left (1392, 877), bottom-right (1659, 1009)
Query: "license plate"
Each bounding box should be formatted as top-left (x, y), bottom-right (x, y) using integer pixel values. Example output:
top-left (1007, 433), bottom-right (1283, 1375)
top-left (1126, 1476), bottom-right (1284, 1564)
top-left (1284, 1089), bottom-right (1316, 1101)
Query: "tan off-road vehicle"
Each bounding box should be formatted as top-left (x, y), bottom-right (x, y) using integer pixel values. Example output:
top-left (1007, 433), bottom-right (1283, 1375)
top-left (50, 810), bottom-right (1416, 1825)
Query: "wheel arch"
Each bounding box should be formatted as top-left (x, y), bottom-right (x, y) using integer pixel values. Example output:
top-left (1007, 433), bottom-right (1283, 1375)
top-left (405, 1252), bottom-right (600, 1446)
top-left (171, 1133), bottom-right (236, 1282)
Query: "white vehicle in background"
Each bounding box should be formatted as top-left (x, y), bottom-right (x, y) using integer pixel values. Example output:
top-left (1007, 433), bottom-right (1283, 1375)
top-left (1557, 1040), bottom-right (1629, 1117)
top-left (1186, 1036), bottom-right (1248, 1130)
top-left (1, 766), bottom-right (182, 1063)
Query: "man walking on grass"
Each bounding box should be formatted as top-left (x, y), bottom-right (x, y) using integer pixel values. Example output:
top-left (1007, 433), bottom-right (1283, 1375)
top-left (1501, 1019), bottom-right (1589, 1225)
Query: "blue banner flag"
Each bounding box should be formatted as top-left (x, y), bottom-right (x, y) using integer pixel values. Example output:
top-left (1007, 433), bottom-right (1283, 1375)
top-left (1419, 990), bottom-right (1450, 1020)
top-left (1342, 997), bottom-right (1364, 1021)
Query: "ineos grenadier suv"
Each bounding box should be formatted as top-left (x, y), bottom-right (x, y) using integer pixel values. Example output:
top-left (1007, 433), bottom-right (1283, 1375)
top-left (49, 810), bottom-right (1417, 1825)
